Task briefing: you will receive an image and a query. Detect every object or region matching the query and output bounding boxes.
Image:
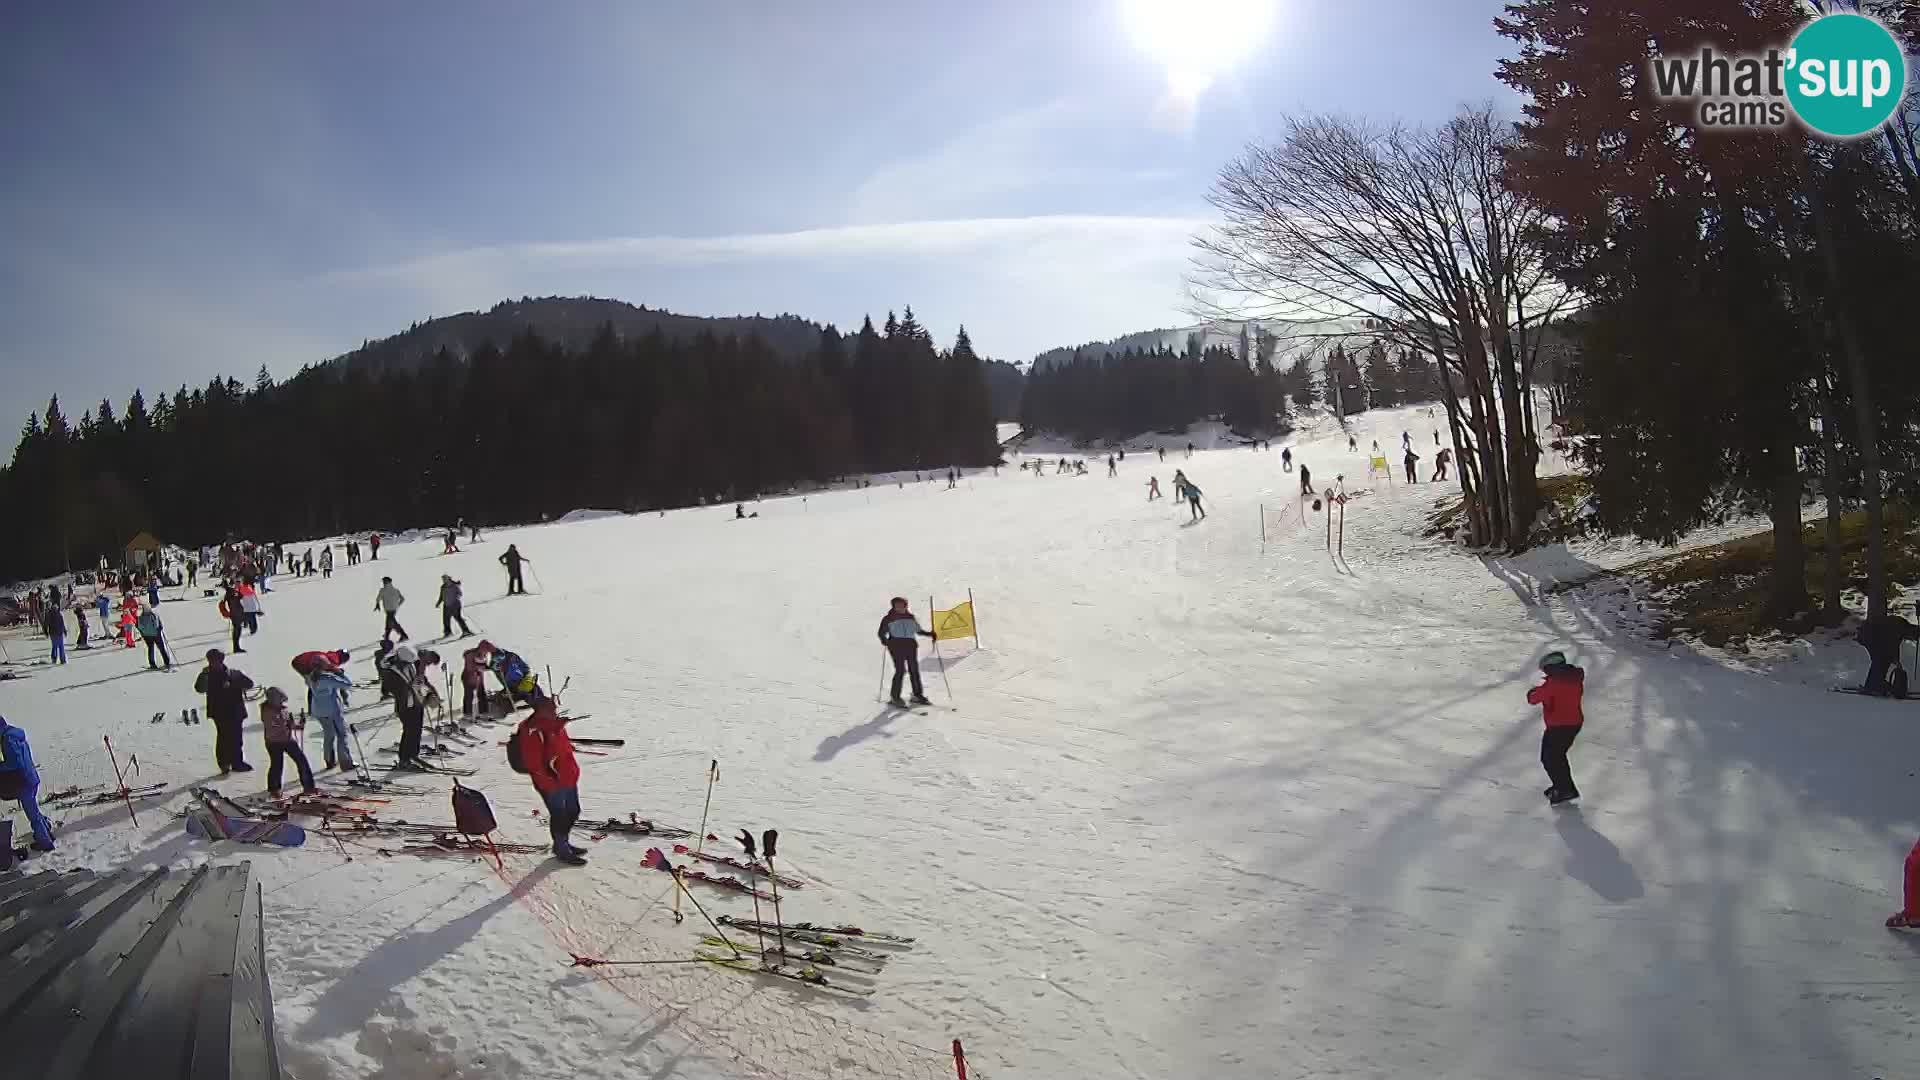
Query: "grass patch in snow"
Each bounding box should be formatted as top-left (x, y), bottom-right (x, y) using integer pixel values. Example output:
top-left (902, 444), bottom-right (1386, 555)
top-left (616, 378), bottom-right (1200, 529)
top-left (1616, 505), bottom-right (1920, 648)
top-left (1424, 474), bottom-right (1593, 546)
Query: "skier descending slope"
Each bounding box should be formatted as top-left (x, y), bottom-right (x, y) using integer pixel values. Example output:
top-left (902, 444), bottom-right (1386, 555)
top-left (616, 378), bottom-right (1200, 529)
top-left (877, 597), bottom-right (935, 708)
top-left (1527, 650), bottom-right (1585, 805)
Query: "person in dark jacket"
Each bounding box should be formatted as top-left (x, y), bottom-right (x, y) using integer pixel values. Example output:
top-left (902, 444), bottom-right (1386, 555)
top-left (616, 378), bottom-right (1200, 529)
top-left (500, 544), bottom-right (530, 595)
top-left (1299, 463), bottom-right (1313, 497)
top-left (382, 644), bottom-right (430, 769)
top-left (1527, 650), bottom-right (1585, 804)
top-left (1403, 448), bottom-right (1420, 485)
top-left (219, 583), bottom-right (248, 654)
top-left (1857, 612), bottom-right (1920, 696)
top-left (436, 575), bottom-right (473, 637)
top-left (194, 649), bottom-right (254, 774)
top-left (876, 596), bottom-right (936, 707)
top-left (517, 697), bottom-right (585, 864)
top-left (42, 604), bottom-right (67, 665)
top-left (0, 715), bottom-right (55, 851)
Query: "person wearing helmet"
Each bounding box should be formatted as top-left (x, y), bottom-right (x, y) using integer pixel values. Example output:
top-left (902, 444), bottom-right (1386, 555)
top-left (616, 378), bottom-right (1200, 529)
top-left (382, 643), bottom-right (430, 769)
top-left (876, 596), bottom-right (935, 708)
top-left (1527, 650), bottom-right (1586, 804)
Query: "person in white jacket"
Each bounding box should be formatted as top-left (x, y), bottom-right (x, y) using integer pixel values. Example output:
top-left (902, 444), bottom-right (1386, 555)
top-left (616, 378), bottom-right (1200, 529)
top-left (374, 577), bottom-right (408, 642)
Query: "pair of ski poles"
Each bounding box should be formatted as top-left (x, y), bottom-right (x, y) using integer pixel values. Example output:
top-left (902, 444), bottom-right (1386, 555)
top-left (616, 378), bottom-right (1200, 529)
top-left (875, 641), bottom-right (954, 703)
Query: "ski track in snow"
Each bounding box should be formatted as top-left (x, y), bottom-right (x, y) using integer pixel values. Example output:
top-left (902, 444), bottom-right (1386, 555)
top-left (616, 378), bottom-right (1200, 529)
top-left (3, 403), bottom-right (1918, 1079)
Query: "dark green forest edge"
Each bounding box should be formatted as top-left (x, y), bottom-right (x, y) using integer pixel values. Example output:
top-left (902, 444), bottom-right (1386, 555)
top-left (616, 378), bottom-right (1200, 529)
top-left (1, 304), bottom-right (1006, 580)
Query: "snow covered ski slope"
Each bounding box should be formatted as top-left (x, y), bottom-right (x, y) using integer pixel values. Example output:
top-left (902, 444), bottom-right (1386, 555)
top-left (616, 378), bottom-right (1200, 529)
top-left (3, 404), bottom-right (1917, 1079)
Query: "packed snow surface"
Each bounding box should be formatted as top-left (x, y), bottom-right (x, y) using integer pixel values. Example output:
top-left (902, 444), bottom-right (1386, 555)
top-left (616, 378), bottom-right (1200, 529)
top-left (4, 404), bottom-right (1916, 1079)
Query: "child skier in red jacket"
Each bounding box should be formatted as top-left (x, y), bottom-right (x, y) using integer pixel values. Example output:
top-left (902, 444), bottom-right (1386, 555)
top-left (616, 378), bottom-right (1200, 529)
top-left (1889, 838), bottom-right (1920, 929)
top-left (517, 698), bottom-right (584, 864)
top-left (1527, 650), bottom-right (1585, 805)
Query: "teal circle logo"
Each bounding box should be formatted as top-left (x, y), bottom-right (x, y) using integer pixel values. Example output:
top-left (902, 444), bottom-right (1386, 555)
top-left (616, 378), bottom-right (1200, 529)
top-left (1786, 13), bottom-right (1908, 138)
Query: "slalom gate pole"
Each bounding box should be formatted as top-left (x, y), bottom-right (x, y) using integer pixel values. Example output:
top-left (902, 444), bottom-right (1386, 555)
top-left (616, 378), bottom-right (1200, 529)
top-left (1338, 497), bottom-right (1345, 557)
top-left (953, 1039), bottom-right (969, 1080)
top-left (930, 595), bottom-right (954, 703)
top-left (1261, 503), bottom-right (1266, 545)
top-left (969, 588), bottom-right (980, 648)
top-left (1325, 492), bottom-right (1333, 551)
top-left (102, 736), bottom-right (138, 827)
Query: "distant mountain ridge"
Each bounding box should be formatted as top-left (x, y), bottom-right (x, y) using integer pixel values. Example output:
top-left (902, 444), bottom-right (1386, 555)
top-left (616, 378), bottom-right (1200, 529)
top-left (1031, 318), bottom-right (1372, 370)
top-left (327, 296), bottom-right (829, 373)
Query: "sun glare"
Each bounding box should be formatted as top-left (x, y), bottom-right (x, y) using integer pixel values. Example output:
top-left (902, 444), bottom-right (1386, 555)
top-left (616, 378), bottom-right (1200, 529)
top-left (1120, 0), bottom-right (1276, 103)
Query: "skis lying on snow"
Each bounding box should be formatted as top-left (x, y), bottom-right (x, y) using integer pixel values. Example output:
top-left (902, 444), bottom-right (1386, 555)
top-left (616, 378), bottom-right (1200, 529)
top-left (711, 925), bottom-right (900, 958)
top-left (672, 843), bottom-right (805, 888)
top-left (698, 935), bottom-right (887, 972)
top-left (641, 848), bottom-right (775, 900)
top-left (185, 788), bottom-right (306, 847)
top-left (692, 949), bottom-right (873, 996)
top-left (48, 782), bottom-right (168, 808)
top-left (1831, 688), bottom-right (1920, 700)
top-left (717, 916), bottom-right (915, 946)
top-left (379, 836), bottom-right (550, 857)
top-left (377, 761), bottom-right (478, 776)
top-left (585, 815), bottom-right (694, 840)
top-left (379, 743), bottom-right (464, 758)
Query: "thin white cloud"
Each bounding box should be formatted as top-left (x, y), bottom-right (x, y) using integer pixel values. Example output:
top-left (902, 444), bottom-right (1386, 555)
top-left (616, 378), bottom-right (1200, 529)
top-left (321, 214), bottom-right (1208, 285)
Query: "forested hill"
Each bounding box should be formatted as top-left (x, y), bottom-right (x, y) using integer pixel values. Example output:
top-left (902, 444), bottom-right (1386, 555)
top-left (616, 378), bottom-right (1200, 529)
top-left (330, 296), bottom-right (829, 373)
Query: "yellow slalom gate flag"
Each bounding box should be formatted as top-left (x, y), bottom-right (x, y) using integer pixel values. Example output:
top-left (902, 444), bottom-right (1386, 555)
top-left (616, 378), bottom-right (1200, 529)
top-left (931, 600), bottom-right (976, 641)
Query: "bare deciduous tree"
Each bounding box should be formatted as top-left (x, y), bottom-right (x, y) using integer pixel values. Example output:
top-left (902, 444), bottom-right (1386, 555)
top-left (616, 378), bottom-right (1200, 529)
top-left (1190, 107), bottom-right (1574, 549)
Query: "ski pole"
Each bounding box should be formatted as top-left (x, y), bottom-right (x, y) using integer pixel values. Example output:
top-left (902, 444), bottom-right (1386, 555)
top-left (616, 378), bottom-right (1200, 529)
top-left (673, 760), bottom-right (719, 925)
top-left (877, 650), bottom-right (889, 703)
top-left (645, 848), bottom-right (742, 957)
top-left (930, 596), bottom-right (954, 703)
top-left (737, 830), bottom-right (770, 949)
top-left (102, 736), bottom-right (138, 827)
top-left (762, 828), bottom-right (786, 952)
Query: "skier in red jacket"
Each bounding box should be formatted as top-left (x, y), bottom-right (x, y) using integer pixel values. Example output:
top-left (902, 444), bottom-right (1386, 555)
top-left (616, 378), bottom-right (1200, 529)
top-left (517, 698), bottom-right (584, 864)
top-left (1889, 838), bottom-right (1920, 929)
top-left (1527, 650), bottom-right (1585, 805)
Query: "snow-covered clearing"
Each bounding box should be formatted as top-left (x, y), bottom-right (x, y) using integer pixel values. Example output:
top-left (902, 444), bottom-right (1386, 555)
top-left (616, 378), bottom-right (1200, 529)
top-left (3, 403), bottom-right (1917, 1079)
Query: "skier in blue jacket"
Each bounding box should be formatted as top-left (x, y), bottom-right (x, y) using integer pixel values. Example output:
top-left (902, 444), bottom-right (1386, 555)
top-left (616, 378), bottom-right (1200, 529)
top-left (0, 715), bottom-right (55, 851)
top-left (305, 666), bottom-right (356, 771)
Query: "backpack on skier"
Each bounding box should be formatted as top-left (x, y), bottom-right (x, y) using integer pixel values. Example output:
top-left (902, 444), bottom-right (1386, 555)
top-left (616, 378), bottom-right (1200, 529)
top-left (495, 650), bottom-right (536, 699)
top-left (506, 717), bottom-right (542, 774)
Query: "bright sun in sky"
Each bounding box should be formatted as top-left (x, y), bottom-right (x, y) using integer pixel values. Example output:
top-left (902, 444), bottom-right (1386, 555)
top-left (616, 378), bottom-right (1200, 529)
top-left (1120, 0), bottom-right (1278, 105)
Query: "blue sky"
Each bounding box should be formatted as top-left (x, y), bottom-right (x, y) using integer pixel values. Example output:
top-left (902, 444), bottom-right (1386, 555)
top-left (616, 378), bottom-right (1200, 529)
top-left (0, 1), bottom-right (1516, 428)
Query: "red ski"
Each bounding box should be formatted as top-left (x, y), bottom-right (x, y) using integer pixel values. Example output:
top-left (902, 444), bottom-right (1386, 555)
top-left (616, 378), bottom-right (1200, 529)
top-left (672, 843), bottom-right (805, 888)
